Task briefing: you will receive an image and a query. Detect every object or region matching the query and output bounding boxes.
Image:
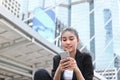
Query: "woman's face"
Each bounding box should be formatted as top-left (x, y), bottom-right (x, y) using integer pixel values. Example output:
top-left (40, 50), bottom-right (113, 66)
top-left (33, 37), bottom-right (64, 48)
top-left (61, 31), bottom-right (79, 54)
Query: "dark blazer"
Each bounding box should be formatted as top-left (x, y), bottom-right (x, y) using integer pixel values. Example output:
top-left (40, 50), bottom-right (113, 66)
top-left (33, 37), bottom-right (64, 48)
top-left (51, 49), bottom-right (94, 80)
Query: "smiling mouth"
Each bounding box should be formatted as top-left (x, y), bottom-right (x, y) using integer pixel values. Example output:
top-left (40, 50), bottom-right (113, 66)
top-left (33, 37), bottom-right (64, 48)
top-left (66, 46), bottom-right (72, 49)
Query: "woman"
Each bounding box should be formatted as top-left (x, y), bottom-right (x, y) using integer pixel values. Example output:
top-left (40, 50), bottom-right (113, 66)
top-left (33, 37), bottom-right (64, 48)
top-left (34, 27), bottom-right (94, 80)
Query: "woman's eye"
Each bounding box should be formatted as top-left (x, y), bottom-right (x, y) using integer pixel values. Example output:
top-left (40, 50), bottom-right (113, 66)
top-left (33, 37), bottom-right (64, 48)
top-left (70, 39), bottom-right (73, 40)
top-left (63, 40), bottom-right (66, 41)
top-left (62, 39), bottom-right (67, 41)
top-left (70, 38), bottom-right (74, 40)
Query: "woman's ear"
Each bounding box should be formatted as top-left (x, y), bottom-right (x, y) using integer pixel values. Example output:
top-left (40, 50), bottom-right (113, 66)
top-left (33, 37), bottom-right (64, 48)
top-left (77, 38), bottom-right (80, 43)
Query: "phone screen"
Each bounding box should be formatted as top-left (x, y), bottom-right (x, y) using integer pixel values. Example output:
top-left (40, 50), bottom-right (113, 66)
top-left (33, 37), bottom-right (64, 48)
top-left (60, 51), bottom-right (69, 59)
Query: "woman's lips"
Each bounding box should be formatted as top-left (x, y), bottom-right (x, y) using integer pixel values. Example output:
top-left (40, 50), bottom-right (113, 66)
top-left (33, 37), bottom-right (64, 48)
top-left (65, 46), bottom-right (72, 49)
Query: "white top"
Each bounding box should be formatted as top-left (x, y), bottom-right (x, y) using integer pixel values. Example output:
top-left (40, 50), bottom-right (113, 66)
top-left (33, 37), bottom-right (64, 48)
top-left (63, 70), bottom-right (73, 80)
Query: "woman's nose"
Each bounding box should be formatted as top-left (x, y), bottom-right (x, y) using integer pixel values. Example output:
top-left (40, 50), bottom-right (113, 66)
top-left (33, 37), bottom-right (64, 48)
top-left (66, 40), bottom-right (70, 44)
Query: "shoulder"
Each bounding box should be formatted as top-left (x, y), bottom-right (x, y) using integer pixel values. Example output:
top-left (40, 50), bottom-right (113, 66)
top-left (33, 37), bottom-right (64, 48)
top-left (82, 52), bottom-right (92, 58)
top-left (76, 49), bottom-right (92, 62)
top-left (53, 54), bottom-right (61, 61)
top-left (76, 49), bottom-right (92, 59)
top-left (52, 54), bottom-right (61, 69)
top-left (81, 52), bottom-right (93, 64)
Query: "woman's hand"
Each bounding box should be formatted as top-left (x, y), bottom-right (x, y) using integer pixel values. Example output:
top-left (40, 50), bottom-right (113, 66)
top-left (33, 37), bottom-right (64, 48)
top-left (57, 58), bottom-right (69, 72)
top-left (67, 57), bottom-right (78, 71)
top-left (58, 57), bottom-right (78, 72)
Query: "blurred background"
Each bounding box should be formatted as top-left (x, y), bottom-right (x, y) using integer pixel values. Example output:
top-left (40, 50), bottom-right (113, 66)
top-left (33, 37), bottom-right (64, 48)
top-left (0, 0), bottom-right (120, 80)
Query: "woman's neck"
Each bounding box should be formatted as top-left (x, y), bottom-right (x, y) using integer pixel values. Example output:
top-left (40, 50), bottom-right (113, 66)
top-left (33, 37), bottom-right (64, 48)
top-left (69, 50), bottom-right (76, 58)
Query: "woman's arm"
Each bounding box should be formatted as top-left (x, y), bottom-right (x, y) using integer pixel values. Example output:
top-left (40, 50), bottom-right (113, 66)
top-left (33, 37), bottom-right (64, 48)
top-left (51, 55), bottom-right (61, 80)
top-left (71, 53), bottom-right (94, 80)
top-left (74, 66), bottom-right (85, 80)
top-left (53, 65), bottom-right (62, 80)
top-left (52, 55), bottom-right (66, 80)
top-left (69, 57), bottom-right (85, 80)
top-left (54, 57), bottom-right (72, 80)
top-left (82, 53), bottom-right (94, 80)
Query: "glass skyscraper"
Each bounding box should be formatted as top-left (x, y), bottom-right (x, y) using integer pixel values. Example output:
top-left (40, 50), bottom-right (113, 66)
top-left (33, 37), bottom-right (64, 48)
top-left (94, 0), bottom-right (119, 69)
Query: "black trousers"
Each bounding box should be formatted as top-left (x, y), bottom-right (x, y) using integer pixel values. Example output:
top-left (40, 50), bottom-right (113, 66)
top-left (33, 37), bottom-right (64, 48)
top-left (34, 69), bottom-right (53, 80)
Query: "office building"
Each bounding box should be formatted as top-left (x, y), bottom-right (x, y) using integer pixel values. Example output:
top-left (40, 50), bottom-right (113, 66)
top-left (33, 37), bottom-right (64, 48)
top-left (94, 0), bottom-right (120, 69)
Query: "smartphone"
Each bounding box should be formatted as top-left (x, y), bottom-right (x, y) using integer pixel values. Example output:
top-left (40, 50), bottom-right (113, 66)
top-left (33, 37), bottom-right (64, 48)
top-left (60, 51), bottom-right (69, 59)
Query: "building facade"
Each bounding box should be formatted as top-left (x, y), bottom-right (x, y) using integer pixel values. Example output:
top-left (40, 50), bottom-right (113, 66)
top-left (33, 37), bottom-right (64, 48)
top-left (94, 0), bottom-right (120, 69)
top-left (0, 0), bottom-right (21, 18)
